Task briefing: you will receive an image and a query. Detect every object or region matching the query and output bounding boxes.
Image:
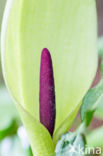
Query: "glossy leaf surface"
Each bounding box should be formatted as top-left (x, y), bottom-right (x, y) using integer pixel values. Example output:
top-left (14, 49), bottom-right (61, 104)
top-left (81, 79), bottom-right (103, 126)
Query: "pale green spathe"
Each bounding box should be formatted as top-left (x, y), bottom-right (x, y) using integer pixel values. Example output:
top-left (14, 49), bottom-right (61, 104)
top-left (1, 0), bottom-right (97, 155)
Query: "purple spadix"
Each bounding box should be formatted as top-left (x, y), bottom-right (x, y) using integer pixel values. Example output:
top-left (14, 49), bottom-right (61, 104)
top-left (39, 48), bottom-right (56, 136)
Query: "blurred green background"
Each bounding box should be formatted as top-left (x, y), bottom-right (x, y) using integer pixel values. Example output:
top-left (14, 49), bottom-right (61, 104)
top-left (0, 0), bottom-right (103, 156)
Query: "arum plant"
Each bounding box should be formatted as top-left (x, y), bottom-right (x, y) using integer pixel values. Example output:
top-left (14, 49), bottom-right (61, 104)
top-left (1, 0), bottom-right (98, 155)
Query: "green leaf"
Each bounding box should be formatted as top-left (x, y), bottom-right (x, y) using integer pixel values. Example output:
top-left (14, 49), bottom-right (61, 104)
top-left (55, 132), bottom-right (86, 156)
top-left (0, 119), bottom-right (18, 141)
top-left (80, 79), bottom-right (103, 126)
top-left (28, 147), bottom-right (33, 156)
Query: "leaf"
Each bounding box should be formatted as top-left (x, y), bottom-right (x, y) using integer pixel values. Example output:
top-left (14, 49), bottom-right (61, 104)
top-left (28, 147), bottom-right (33, 156)
top-left (0, 119), bottom-right (18, 140)
top-left (55, 132), bottom-right (86, 156)
top-left (80, 79), bottom-right (103, 126)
